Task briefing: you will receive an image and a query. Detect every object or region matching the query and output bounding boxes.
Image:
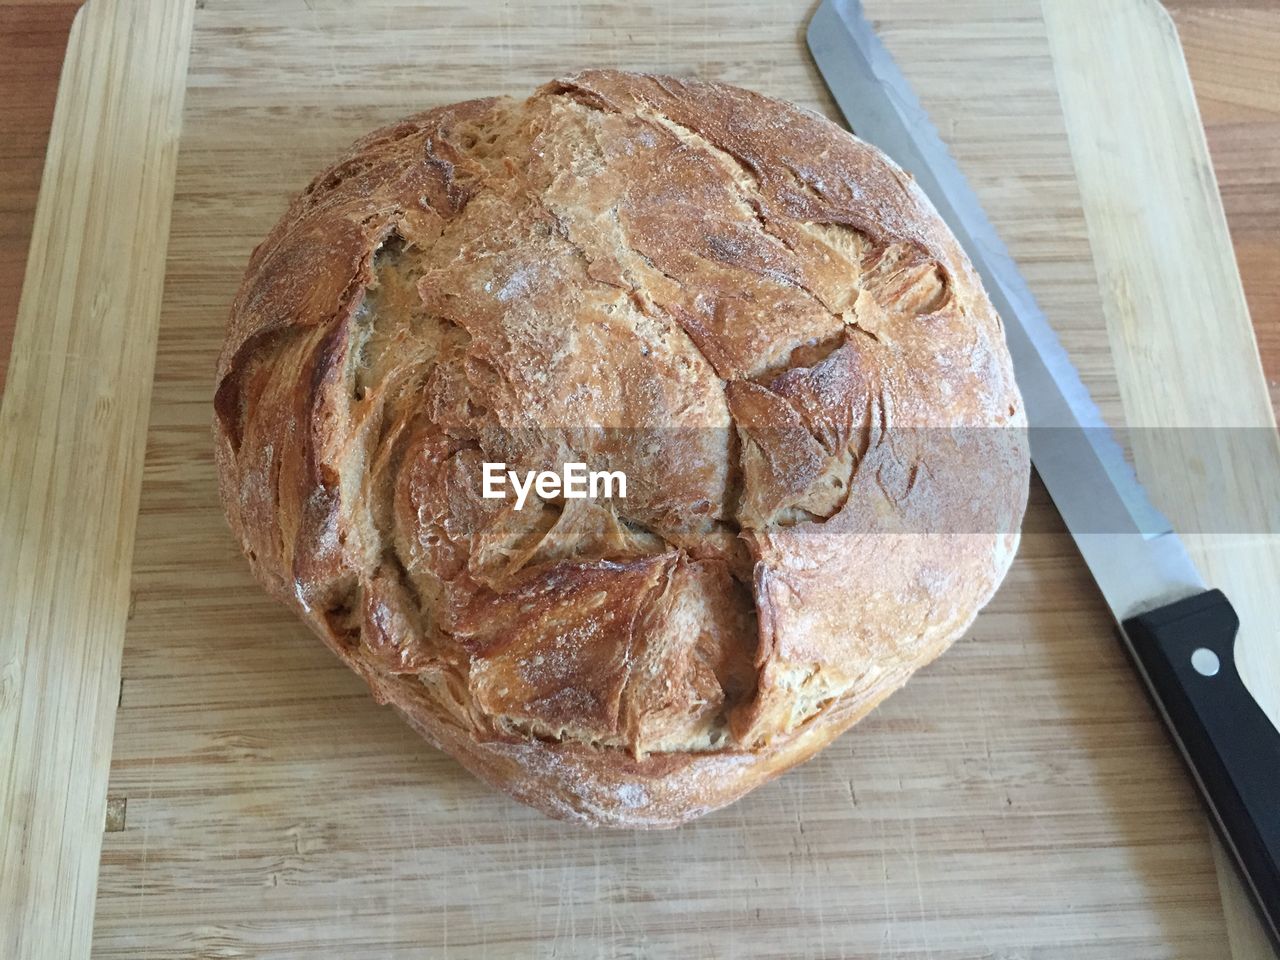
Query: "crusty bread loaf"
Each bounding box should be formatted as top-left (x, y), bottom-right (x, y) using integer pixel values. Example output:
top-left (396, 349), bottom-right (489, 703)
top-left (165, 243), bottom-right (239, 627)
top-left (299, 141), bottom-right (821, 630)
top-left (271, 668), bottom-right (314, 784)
top-left (213, 70), bottom-right (1029, 827)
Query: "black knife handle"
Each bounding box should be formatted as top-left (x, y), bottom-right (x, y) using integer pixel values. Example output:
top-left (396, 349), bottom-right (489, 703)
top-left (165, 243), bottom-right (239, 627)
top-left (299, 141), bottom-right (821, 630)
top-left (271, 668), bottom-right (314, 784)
top-left (1122, 589), bottom-right (1280, 950)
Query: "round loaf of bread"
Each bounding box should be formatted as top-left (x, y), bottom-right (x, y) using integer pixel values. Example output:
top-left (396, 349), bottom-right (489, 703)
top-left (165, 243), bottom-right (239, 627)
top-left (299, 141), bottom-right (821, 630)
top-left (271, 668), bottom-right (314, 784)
top-left (214, 71), bottom-right (1029, 827)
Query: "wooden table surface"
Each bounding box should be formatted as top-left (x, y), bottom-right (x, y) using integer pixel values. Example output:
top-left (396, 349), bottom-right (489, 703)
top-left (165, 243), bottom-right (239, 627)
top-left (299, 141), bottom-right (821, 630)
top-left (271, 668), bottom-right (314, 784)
top-left (7, 0), bottom-right (1278, 414)
top-left (0, 2), bottom-right (1275, 957)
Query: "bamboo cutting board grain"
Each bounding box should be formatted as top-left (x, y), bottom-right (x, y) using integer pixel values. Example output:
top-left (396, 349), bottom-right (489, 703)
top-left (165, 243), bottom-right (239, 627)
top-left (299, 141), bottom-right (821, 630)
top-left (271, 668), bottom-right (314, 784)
top-left (2, 0), bottom-right (1277, 957)
top-left (0, 2), bottom-right (194, 958)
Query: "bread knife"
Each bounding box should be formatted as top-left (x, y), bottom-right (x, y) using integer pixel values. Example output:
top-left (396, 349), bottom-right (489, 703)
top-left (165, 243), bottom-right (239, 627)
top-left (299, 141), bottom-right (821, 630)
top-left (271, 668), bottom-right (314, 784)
top-left (807, 0), bottom-right (1280, 946)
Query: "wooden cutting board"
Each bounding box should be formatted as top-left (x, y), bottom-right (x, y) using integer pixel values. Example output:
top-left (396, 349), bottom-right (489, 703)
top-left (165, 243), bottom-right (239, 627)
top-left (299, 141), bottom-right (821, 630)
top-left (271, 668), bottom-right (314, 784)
top-left (3, 0), bottom-right (1277, 957)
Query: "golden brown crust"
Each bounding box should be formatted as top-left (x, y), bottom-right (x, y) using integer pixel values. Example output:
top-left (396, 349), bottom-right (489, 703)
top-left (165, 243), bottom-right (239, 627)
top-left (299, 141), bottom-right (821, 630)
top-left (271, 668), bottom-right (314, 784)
top-left (213, 71), bottom-right (1029, 827)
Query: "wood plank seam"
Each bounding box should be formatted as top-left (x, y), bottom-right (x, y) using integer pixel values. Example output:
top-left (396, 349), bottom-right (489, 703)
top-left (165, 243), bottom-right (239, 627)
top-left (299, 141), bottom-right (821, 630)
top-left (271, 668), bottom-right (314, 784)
top-left (1044, 0), bottom-right (1280, 955)
top-left (0, 1), bottom-right (195, 958)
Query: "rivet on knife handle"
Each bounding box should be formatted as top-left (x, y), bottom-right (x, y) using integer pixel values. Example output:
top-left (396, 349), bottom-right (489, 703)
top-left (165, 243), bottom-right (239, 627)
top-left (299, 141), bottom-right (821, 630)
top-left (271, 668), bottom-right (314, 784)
top-left (808, 0), bottom-right (1280, 946)
top-left (1122, 590), bottom-right (1280, 949)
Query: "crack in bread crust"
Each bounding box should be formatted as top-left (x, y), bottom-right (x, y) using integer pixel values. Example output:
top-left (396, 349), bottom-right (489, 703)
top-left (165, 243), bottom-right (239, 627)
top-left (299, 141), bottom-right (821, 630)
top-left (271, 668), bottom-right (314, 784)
top-left (213, 71), bottom-right (1029, 828)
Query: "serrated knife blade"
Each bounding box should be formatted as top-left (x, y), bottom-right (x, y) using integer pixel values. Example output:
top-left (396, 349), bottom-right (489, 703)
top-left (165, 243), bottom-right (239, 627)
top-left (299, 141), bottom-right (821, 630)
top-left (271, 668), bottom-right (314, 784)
top-left (806, 0), bottom-right (1280, 946)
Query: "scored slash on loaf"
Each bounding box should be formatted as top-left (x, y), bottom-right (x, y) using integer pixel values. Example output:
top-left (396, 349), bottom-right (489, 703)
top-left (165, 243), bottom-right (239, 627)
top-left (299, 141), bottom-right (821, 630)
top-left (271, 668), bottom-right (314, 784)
top-left (213, 70), bottom-right (1028, 827)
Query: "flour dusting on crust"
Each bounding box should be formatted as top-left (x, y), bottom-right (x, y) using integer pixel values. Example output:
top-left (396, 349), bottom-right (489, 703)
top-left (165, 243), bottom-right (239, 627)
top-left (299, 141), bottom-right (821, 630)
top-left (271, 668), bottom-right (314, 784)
top-left (213, 71), bottom-right (1029, 828)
